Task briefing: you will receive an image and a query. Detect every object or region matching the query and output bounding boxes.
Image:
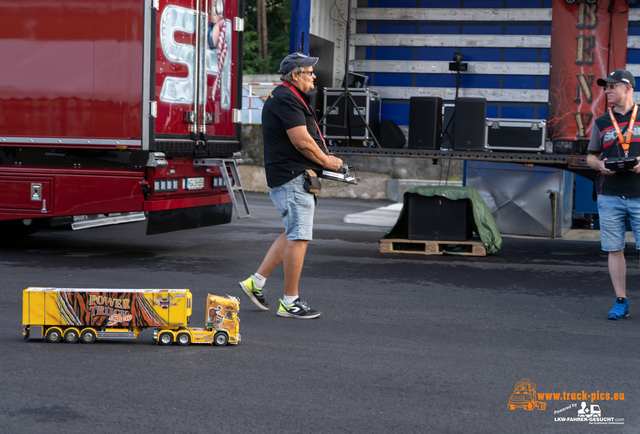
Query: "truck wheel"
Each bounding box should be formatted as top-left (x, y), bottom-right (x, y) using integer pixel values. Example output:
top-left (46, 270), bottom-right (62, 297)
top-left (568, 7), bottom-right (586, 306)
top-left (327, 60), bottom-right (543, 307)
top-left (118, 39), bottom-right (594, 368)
top-left (214, 332), bottom-right (228, 346)
top-left (64, 329), bottom-right (79, 344)
top-left (158, 332), bottom-right (173, 345)
top-left (0, 218), bottom-right (48, 238)
top-left (537, 402), bottom-right (546, 411)
top-left (176, 332), bottom-right (191, 346)
top-left (46, 328), bottom-right (62, 343)
top-left (526, 402), bottom-right (534, 411)
top-left (80, 329), bottom-right (96, 344)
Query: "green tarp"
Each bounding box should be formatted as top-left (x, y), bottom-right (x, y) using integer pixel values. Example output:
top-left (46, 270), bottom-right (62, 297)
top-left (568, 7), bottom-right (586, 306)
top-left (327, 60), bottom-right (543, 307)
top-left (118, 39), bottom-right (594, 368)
top-left (382, 186), bottom-right (502, 255)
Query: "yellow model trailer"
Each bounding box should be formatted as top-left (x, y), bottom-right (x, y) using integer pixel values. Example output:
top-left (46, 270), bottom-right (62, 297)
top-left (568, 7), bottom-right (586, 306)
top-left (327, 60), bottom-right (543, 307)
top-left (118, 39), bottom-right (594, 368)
top-left (22, 288), bottom-right (240, 346)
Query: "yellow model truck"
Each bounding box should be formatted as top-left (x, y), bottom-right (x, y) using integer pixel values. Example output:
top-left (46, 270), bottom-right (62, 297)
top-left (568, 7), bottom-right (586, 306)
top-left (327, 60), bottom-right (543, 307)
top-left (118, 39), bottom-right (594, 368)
top-left (22, 288), bottom-right (240, 346)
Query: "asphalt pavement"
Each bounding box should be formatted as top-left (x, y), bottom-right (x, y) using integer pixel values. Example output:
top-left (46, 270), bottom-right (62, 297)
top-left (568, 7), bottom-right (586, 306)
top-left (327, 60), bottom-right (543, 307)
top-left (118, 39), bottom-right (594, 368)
top-left (1, 192), bottom-right (638, 433)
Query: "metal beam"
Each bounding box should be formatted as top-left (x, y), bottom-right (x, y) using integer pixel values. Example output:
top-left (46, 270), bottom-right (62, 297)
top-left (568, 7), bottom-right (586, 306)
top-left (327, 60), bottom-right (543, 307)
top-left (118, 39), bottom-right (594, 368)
top-left (355, 8), bottom-right (552, 22)
top-left (351, 60), bottom-right (550, 75)
top-left (352, 34), bottom-right (551, 48)
top-left (370, 86), bottom-right (549, 103)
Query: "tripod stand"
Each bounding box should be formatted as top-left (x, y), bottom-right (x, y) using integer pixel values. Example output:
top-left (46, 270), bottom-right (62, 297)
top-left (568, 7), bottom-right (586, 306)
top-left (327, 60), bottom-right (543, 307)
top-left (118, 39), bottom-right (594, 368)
top-left (442, 52), bottom-right (467, 149)
top-left (318, 0), bottom-right (381, 148)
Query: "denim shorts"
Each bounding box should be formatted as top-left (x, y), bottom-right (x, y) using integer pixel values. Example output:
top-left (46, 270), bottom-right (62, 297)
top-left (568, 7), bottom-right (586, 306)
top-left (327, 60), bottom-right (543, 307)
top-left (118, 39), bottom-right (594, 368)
top-left (269, 173), bottom-right (315, 241)
top-left (597, 194), bottom-right (640, 251)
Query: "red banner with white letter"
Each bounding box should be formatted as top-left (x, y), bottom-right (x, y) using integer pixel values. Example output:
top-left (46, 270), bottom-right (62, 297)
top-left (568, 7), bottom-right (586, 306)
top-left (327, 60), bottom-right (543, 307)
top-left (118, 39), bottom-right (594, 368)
top-left (548, 0), bottom-right (629, 142)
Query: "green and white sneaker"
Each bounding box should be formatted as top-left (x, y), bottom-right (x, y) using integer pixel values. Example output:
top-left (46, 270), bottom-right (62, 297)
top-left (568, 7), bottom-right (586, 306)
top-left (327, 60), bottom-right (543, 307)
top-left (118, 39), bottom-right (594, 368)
top-left (239, 276), bottom-right (269, 310)
top-left (277, 298), bottom-right (322, 319)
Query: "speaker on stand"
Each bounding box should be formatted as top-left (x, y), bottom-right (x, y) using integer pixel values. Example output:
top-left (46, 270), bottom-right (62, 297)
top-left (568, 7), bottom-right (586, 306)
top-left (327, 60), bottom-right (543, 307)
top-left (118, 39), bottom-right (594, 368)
top-left (408, 96), bottom-right (443, 149)
top-left (453, 97), bottom-right (486, 151)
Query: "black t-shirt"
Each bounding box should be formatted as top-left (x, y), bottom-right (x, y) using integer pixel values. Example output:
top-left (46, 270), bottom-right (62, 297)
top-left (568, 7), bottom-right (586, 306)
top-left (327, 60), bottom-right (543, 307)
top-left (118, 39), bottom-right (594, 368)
top-left (588, 106), bottom-right (640, 197)
top-left (261, 84), bottom-right (324, 187)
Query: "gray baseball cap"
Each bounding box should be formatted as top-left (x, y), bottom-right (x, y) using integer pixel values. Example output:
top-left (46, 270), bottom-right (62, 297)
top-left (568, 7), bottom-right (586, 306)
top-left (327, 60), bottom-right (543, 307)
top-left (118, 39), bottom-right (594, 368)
top-left (278, 52), bottom-right (319, 75)
top-left (597, 69), bottom-right (636, 88)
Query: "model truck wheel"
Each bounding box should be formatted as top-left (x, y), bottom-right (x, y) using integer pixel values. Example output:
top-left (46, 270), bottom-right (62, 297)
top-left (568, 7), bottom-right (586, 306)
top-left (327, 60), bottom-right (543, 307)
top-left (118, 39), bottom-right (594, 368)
top-left (158, 332), bottom-right (173, 345)
top-left (214, 332), bottom-right (228, 346)
top-left (80, 329), bottom-right (96, 344)
top-left (176, 332), bottom-right (191, 346)
top-left (64, 329), bottom-right (79, 344)
top-left (46, 328), bottom-right (62, 343)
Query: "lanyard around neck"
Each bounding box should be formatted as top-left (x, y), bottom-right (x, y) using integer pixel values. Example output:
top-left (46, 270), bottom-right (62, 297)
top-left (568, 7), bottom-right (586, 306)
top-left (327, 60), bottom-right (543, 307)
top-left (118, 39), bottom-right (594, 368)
top-left (282, 82), bottom-right (328, 151)
top-left (608, 104), bottom-right (638, 156)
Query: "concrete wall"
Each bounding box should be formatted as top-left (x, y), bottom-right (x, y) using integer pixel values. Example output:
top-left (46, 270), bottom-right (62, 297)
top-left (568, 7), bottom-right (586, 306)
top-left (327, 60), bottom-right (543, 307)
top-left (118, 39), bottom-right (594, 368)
top-left (239, 124), bottom-right (464, 201)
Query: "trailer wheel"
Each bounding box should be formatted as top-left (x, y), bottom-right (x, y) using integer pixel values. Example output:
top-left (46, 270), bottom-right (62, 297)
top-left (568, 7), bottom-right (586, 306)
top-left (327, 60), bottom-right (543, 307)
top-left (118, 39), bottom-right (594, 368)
top-left (213, 332), bottom-right (228, 346)
top-left (158, 332), bottom-right (173, 345)
top-left (46, 328), bottom-right (62, 343)
top-left (80, 329), bottom-right (96, 344)
top-left (176, 332), bottom-right (191, 346)
top-left (64, 329), bottom-right (79, 344)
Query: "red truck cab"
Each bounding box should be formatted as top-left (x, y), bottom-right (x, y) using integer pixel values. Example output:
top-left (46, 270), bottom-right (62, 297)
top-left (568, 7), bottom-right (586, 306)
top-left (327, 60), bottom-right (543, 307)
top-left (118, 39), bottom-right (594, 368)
top-left (0, 0), bottom-right (245, 236)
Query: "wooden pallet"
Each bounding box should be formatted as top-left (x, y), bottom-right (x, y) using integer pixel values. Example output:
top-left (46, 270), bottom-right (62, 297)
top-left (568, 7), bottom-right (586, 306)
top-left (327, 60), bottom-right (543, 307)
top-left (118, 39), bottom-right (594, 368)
top-left (379, 238), bottom-right (487, 257)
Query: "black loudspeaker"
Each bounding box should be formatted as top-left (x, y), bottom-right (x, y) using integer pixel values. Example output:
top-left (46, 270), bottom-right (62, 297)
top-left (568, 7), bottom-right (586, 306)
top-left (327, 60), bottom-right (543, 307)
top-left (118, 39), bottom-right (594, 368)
top-left (406, 193), bottom-right (473, 241)
top-left (453, 98), bottom-right (486, 150)
top-left (409, 97), bottom-right (442, 149)
top-left (379, 119), bottom-right (406, 148)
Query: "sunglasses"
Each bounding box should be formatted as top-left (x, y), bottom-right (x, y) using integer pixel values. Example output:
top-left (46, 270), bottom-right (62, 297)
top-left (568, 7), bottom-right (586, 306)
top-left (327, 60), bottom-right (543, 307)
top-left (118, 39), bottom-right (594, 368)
top-left (298, 71), bottom-right (315, 75)
top-left (604, 83), bottom-right (627, 91)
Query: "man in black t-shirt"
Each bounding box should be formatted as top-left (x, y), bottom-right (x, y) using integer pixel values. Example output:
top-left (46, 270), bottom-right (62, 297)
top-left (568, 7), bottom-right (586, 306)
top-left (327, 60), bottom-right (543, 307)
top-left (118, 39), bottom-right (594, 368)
top-left (587, 69), bottom-right (640, 320)
top-left (239, 52), bottom-right (343, 319)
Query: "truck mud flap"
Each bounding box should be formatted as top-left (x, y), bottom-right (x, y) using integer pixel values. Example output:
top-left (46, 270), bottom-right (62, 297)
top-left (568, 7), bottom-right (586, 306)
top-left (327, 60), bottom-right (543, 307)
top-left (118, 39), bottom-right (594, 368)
top-left (146, 203), bottom-right (232, 235)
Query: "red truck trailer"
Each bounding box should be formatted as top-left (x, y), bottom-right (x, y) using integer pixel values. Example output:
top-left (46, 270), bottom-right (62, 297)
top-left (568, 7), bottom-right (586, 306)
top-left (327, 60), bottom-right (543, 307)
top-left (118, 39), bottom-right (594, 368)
top-left (0, 0), bottom-right (248, 236)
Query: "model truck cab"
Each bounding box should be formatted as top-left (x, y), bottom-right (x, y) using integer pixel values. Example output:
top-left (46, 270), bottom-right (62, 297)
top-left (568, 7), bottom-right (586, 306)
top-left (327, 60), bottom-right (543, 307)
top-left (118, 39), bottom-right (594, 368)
top-left (22, 288), bottom-right (240, 346)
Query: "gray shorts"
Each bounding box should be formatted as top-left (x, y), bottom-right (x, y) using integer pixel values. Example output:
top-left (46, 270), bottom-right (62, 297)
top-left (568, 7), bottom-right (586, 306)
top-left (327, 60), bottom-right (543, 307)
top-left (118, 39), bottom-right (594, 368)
top-left (269, 173), bottom-right (315, 240)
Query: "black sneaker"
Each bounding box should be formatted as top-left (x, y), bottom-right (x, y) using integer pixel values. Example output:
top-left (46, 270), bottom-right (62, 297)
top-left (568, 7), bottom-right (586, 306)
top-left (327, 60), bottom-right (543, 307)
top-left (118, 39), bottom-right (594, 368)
top-left (276, 298), bottom-right (322, 319)
top-left (239, 276), bottom-right (269, 310)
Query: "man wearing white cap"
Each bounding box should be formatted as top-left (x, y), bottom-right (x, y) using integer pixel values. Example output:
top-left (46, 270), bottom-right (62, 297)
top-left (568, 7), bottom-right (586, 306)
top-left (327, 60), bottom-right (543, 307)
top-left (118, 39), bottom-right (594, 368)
top-left (238, 53), bottom-right (343, 319)
top-left (587, 69), bottom-right (640, 320)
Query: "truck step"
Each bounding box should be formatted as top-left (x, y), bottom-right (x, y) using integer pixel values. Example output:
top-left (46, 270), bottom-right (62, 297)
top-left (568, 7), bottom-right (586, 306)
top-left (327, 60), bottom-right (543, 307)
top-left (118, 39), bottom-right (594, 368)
top-left (379, 238), bottom-right (487, 257)
top-left (193, 157), bottom-right (250, 218)
top-left (97, 331), bottom-right (137, 340)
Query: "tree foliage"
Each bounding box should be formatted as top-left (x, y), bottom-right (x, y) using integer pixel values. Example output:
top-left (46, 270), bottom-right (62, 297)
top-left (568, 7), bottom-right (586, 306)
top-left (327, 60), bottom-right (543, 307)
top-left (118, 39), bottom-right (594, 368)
top-left (243, 0), bottom-right (291, 74)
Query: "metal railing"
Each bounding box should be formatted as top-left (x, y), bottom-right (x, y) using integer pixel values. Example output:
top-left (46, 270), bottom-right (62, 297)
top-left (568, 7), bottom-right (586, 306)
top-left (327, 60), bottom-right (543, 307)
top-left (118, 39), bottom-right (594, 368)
top-left (242, 82), bottom-right (279, 124)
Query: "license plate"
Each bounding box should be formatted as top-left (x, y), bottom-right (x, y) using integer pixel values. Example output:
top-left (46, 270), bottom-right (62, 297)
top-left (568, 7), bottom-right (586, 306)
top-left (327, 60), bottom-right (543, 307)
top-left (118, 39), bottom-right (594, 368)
top-left (185, 177), bottom-right (205, 190)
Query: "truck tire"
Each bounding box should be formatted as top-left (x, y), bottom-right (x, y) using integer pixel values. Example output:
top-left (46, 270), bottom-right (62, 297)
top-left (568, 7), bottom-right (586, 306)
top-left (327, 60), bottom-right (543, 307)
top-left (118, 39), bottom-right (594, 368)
top-left (80, 329), bottom-right (96, 344)
top-left (158, 332), bottom-right (173, 345)
top-left (64, 329), bottom-right (79, 344)
top-left (0, 218), bottom-right (48, 238)
top-left (176, 332), bottom-right (191, 346)
top-left (46, 328), bottom-right (62, 343)
top-left (213, 332), bottom-right (228, 346)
